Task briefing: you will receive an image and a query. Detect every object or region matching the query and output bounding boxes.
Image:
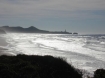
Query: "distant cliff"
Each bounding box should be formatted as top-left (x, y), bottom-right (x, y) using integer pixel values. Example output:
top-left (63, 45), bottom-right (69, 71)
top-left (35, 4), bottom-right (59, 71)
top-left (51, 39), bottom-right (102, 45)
top-left (0, 26), bottom-right (73, 34)
top-left (0, 26), bottom-right (49, 33)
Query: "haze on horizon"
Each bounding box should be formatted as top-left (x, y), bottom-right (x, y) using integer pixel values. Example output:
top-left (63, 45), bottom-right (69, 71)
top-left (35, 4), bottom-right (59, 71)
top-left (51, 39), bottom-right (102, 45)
top-left (0, 0), bottom-right (105, 34)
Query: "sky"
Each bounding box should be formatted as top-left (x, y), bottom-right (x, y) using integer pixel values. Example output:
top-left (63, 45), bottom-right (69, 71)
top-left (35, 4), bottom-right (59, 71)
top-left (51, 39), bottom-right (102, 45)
top-left (0, 0), bottom-right (105, 34)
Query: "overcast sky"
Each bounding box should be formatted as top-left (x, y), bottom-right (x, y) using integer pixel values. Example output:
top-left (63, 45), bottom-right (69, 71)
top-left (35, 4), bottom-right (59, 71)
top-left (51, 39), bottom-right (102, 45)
top-left (0, 0), bottom-right (105, 34)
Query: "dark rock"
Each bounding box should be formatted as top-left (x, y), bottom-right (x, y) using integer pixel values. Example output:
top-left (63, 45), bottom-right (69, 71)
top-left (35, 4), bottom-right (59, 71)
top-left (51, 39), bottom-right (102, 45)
top-left (73, 32), bottom-right (78, 34)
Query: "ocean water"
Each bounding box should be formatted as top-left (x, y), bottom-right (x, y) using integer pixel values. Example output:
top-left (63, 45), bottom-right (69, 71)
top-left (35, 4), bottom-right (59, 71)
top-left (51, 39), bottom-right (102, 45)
top-left (0, 33), bottom-right (105, 75)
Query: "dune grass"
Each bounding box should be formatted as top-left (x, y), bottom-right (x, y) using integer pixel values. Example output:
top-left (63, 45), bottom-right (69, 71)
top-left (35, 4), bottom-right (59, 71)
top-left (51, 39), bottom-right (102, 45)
top-left (0, 54), bottom-right (105, 78)
top-left (93, 69), bottom-right (105, 78)
top-left (0, 54), bottom-right (82, 78)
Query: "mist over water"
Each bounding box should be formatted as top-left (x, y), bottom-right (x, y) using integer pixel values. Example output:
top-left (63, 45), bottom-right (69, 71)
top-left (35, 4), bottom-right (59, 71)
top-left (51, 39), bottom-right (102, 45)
top-left (0, 33), bottom-right (105, 75)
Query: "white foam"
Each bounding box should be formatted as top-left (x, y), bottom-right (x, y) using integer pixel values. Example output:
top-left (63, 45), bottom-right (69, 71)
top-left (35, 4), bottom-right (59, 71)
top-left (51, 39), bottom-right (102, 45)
top-left (2, 33), bottom-right (105, 75)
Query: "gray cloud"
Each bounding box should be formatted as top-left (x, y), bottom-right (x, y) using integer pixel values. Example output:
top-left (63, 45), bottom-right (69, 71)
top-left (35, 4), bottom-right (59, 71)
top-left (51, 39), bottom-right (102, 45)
top-left (0, 0), bottom-right (105, 19)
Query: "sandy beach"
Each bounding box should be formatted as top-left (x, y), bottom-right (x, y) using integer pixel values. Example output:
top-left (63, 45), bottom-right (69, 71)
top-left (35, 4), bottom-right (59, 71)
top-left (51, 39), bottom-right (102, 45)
top-left (0, 37), bottom-right (9, 55)
top-left (0, 37), bottom-right (8, 46)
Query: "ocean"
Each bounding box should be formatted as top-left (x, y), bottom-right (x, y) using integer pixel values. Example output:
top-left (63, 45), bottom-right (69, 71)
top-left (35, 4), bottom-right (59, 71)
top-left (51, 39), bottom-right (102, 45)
top-left (0, 33), bottom-right (105, 75)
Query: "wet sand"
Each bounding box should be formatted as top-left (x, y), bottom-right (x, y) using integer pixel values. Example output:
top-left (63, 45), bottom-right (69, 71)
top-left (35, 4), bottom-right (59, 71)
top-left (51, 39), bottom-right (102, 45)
top-left (0, 37), bottom-right (8, 46)
top-left (0, 37), bottom-right (9, 55)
